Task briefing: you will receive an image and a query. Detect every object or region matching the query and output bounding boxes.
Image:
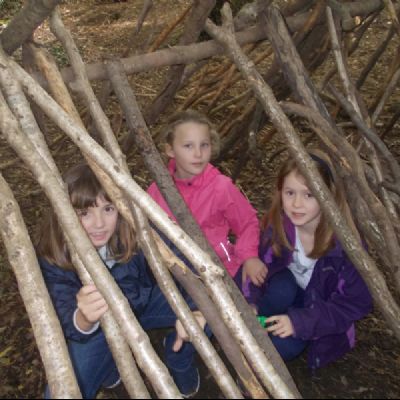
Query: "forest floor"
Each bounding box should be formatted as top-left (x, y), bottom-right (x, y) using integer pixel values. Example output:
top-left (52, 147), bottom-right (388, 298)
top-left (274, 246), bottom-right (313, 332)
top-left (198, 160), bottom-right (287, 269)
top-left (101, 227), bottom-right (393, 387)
top-left (0, 0), bottom-right (400, 398)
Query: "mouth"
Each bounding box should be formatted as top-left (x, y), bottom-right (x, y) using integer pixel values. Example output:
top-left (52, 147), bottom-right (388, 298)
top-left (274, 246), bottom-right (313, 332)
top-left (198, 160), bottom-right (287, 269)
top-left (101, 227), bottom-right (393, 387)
top-left (291, 212), bottom-right (306, 218)
top-left (90, 232), bottom-right (108, 240)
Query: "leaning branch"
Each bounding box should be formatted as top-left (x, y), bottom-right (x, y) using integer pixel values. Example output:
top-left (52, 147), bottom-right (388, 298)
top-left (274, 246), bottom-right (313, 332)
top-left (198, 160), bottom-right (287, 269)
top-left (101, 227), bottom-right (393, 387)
top-left (0, 152), bottom-right (81, 399)
top-left (0, 0), bottom-right (63, 55)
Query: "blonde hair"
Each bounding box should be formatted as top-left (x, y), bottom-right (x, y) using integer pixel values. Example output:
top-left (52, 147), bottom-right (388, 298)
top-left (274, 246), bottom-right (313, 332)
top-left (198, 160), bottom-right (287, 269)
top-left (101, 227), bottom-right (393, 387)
top-left (35, 163), bottom-right (136, 270)
top-left (164, 109), bottom-right (220, 159)
top-left (265, 149), bottom-right (358, 259)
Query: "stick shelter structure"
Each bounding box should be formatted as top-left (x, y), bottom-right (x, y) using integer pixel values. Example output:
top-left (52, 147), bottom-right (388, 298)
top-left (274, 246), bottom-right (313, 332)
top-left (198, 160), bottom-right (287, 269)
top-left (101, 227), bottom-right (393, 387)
top-left (0, 0), bottom-right (399, 398)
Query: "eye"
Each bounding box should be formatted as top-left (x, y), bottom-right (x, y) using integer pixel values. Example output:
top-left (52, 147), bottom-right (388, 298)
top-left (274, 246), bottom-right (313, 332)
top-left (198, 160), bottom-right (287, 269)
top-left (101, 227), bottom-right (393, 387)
top-left (184, 143), bottom-right (193, 149)
top-left (305, 192), bottom-right (314, 199)
top-left (105, 205), bottom-right (115, 213)
top-left (77, 209), bottom-right (88, 217)
top-left (201, 142), bottom-right (210, 148)
top-left (285, 190), bottom-right (294, 197)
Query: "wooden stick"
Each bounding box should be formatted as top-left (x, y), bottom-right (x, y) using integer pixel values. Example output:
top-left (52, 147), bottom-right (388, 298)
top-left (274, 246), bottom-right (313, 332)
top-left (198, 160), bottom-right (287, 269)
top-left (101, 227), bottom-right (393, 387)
top-left (0, 169), bottom-right (82, 399)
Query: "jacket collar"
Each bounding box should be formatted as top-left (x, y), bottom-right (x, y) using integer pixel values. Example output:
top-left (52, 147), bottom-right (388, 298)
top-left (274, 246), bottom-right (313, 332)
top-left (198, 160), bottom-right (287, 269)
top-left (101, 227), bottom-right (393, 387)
top-left (168, 158), bottom-right (219, 188)
top-left (283, 213), bottom-right (344, 259)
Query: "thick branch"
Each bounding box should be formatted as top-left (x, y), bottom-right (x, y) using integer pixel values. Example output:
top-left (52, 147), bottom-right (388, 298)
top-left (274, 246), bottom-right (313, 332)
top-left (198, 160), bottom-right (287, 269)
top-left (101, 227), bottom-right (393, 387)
top-left (0, 170), bottom-right (81, 399)
top-left (0, 0), bottom-right (63, 55)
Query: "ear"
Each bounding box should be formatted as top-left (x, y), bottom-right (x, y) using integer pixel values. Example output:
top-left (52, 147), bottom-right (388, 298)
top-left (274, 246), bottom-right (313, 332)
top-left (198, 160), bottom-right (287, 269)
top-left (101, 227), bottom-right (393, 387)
top-left (165, 143), bottom-right (175, 159)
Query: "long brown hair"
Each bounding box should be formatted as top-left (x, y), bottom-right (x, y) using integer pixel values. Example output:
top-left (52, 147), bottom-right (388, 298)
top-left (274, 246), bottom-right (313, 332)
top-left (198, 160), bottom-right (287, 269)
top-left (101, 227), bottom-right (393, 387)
top-left (164, 109), bottom-right (220, 159)
top-left (35, 163), bottom-right (136, 270)
top-left (265, 150), bottom-right (358, 259)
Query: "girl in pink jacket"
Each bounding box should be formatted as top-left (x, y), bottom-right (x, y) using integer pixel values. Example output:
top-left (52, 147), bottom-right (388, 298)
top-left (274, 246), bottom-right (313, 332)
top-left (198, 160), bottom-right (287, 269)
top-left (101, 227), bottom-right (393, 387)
top-left (147, 110), bottom-right (267, 287)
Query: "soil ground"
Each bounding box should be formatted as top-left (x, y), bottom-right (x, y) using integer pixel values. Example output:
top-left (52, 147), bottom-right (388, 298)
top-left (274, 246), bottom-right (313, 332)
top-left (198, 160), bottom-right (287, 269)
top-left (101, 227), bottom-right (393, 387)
top-left (0, 0), bottom-right (400, 398)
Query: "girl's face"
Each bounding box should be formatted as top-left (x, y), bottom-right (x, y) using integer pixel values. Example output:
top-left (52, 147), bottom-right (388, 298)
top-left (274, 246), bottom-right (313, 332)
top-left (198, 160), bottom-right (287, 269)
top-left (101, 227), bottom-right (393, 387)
top-left (166, 121), bottom-right (212, 180)
top-left (281, 170), bottom-right (321, 233)
top-left (77, 196), bottom-right (119, 249)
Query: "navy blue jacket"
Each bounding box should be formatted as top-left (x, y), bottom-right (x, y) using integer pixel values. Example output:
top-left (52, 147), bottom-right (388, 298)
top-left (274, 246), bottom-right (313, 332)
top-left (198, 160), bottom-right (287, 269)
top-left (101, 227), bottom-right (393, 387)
top-left (247, 215), bottom-right (373, 369)
top-left (39, 251), bottom-right (155, 343)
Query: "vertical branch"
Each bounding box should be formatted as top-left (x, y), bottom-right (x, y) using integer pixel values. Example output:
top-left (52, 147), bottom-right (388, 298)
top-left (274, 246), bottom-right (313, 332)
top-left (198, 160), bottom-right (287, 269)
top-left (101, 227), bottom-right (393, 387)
top-left (0, 168), bottom-right (81, 399)
top-left (131, 207), bottom-right (243, 399)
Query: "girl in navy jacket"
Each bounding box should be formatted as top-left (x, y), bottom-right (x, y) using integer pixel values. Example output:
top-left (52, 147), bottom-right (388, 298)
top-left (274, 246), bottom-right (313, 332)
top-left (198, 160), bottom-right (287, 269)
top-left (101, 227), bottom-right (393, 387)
top-left (36, 163), bottom-right (203, 398)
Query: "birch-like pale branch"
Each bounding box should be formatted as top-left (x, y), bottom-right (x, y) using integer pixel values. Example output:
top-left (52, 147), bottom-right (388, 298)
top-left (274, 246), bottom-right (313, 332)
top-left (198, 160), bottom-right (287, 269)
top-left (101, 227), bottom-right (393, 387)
top-left (0, 170), bottom-right (81, 399)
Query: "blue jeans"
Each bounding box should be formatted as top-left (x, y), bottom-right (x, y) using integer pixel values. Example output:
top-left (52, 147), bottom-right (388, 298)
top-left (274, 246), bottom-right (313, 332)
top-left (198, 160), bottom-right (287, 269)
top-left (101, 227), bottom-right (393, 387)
top-left (47, 285), bottom-right (202, 399)
top-left (257, 269), bottom-right (308, 361)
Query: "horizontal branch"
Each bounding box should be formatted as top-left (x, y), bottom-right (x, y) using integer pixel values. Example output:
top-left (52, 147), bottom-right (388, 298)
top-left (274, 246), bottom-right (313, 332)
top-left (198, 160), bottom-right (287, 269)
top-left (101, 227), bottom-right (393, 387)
top-left (38, 11), bottom-right (318, 86)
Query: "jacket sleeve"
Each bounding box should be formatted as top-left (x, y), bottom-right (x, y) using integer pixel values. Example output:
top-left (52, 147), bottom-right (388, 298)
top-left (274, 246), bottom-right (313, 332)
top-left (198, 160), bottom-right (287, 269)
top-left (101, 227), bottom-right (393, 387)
top-left (39, 258), bottom-right (96, 343)
top-left (288, 257), bottom-right (373, 341)
top-left (222, 179), bottom-right (260, 265)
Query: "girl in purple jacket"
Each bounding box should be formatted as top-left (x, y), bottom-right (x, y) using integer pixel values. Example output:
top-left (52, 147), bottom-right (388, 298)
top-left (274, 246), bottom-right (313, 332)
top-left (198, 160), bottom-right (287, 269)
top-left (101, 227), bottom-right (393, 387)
top-left (246, 150), bottom-right (372, 370)
top-left (148, 109), bottom-right (267, 287)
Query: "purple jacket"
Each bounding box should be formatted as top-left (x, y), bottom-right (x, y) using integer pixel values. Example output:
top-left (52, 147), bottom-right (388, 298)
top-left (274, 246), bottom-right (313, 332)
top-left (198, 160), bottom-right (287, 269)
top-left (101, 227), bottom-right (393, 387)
top-left (248, 216), bottom-right (373, 370)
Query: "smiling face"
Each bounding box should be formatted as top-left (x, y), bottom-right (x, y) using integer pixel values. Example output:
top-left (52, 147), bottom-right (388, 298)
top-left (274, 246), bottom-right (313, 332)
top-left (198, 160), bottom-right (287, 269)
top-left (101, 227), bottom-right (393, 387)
top-left (281, 170), bottom-right (322, 234)
top-left (166, 121), bottom-right (212, 180)
top-left (77, 196), bottom-right (119, 249)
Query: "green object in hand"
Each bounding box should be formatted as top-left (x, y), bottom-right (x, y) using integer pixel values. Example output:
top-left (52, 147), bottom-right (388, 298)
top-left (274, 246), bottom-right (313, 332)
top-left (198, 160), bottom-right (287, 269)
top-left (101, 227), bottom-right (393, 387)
top-left (257, 316), bottom-right (268, 328)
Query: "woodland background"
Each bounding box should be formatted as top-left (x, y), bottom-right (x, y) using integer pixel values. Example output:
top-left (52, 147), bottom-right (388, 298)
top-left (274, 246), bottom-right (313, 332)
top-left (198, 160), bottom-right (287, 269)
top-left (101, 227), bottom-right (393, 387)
top-left (0, 0), bottom-right (400, 398)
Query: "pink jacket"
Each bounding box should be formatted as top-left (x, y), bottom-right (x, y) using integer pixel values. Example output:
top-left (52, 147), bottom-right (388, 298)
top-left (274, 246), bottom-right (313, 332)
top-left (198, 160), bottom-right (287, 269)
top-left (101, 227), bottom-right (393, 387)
top-left (147, 159), bottom-right (260, 277)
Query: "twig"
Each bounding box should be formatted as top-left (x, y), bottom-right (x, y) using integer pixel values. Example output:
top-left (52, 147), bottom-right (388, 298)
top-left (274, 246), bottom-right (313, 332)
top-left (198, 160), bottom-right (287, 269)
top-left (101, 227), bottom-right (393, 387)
top-left (136, 0), bottom-right (154, 34)
top-left (147, 3), bottom-right (193, 52)
top-left (329, 85), bottom-right (400, 186)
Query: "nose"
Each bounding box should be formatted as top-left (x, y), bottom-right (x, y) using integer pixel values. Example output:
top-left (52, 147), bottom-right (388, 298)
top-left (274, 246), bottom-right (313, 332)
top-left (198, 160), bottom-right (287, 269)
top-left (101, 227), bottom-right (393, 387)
top-left (194, 146), bottom-right (202, 158)
top-left (93, 211), bottom-right (105, 229)
top-left (293, 194), bottom-right (303, 208)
